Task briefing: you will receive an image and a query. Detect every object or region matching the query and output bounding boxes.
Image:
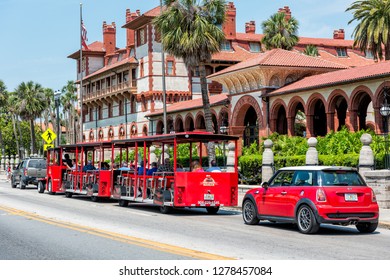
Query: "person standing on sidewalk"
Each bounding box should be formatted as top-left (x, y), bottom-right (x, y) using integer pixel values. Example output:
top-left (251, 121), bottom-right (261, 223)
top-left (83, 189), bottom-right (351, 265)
top-left (6, 162), bottom-right (11, 181)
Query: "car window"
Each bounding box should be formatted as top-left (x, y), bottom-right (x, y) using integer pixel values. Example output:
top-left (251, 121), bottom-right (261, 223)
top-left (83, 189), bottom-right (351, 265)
top-left (292, 171), bottom-right (315, 186)
top-left (38, 160), bottom-right (47, 168)
top-left (28, 160), bottom-right (38, 168)
top-left (22, 161), bottom-right (27, 168)
top-left (319, 170), bottom-right (366, 186)
top-left (269, 171), bottom-right (294, 186)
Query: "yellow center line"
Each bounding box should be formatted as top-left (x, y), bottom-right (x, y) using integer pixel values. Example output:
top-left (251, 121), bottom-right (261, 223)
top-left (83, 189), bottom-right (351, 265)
top-left (0, 205), bottom-right (235, 260)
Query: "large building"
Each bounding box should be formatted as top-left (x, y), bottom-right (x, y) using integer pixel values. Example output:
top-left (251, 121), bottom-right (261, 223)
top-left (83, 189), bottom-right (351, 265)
top-left (68, 2), bottom-right (389, 151)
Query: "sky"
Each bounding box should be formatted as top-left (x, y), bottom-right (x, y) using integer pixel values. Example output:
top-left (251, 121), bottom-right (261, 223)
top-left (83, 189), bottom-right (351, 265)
top-left (0, 0), bottom-right (358, 92)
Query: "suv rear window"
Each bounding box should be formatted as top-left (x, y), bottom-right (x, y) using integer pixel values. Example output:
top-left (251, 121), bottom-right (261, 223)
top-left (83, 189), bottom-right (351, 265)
top-left (28, 160), bottom-right (39, 168)
top-left (319, 170), bottom-right (366, 186)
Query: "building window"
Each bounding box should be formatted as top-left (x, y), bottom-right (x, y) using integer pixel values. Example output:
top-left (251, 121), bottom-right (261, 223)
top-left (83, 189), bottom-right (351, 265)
top-left (166, 60), bottom-right (174, 75)
top-left (220, 40), bottom-right (232, 51)
top-left (89, 108), bottom-right (94, 121)
top-left (108, 103), bottom-right (112, 118)
top-left (249, 42), bottom-right (261, 53)
top-left (137, 27), bottom-right (147, 46)
top-left (336, 47), bottom-right (347, 57)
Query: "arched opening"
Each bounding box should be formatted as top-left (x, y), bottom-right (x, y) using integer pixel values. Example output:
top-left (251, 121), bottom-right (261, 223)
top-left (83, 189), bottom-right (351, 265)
top-left (276, 106), bottom-right (287, 134)
top-left (195, 115), bottom-right (206, 130)
top-left (335, 98), bottom-right (348, 131)
top-left (185, 117), bottom-right (195, 132)
top-left (175, 118), bottom-right (184, 133)
top-left (313, 100), bottom-right (327, 136)
top-left (358, 95), bottom-right (372, 131)
top-left (156, 120), bottom-right (164, 135)
top-left (243, 106), bottom-right (259, 147)
top-left (294, 103), bottom-right (306, 136)
top-left (212, 114), bottom-right (218, 134)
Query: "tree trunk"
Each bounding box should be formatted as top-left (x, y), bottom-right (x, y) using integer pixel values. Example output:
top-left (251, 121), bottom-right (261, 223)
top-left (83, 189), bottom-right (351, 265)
top-left (198, 63), bottom-right (216, 166)
top-left (11, 115), bottom-right (20, 158)
top-left (30, 118), bottom-right (36, 154)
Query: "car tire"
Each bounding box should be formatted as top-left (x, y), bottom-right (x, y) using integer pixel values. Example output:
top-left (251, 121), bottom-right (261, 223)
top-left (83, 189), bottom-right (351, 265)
top-left (91, 196), bottom-right (99, 202)
top-left (206, 206), bottom-right (220, 215)
top-left (242, 199), bottom-right (260, 225)
top-left (297, 204), bottom-right (320, 234)
top-left (356, 222), bottom-right (378, 233)
top-left (37, 181), bottom-right (45, 193)
top-left (11, 177), bottom-right (16, 188)
top-left (19, 180), bottom-right (26, 190)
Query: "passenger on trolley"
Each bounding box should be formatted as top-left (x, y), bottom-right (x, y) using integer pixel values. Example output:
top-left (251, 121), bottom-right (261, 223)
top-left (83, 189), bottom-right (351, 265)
top-left (147, 162), bottom-right (158, 175)
top-left (191, 160), bottom-right (204, 172)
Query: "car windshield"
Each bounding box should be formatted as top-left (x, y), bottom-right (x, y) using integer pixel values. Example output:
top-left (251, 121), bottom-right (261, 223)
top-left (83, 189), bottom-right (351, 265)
top-left (319, 170), bottom-right (366, 186)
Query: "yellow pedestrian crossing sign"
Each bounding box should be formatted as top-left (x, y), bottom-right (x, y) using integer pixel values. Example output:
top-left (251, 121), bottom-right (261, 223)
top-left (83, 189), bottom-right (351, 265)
top-left (44, 143), bottom-right (55, 151)
top-left (41, 128), bottom-right (57, 144)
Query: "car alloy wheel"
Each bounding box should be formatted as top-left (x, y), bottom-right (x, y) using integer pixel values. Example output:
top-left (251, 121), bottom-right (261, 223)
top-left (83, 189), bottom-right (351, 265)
top-left (242, 199), bottom-right (260, 225)
top-left (297, 205), bottom-right (320, 234)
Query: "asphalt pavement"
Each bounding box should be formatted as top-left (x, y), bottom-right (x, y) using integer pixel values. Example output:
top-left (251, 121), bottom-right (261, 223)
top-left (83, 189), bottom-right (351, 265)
top-left (0, 173), bottom-right (389, 229)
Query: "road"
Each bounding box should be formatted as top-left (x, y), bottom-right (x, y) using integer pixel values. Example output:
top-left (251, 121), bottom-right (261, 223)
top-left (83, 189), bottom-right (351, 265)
top-left (1, 181), bottom-right (390, 260)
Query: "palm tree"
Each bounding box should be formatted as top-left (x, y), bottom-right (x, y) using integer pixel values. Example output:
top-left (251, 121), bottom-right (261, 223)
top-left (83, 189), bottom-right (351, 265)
top-left (346, 0), bottom-right (390, 60)
top-left (15, 81), bottom-right (48, 154)
top-left (153, 0), bottom-right (226, 163)
top-left (61, 81), bottom-right (77, 144)
top-left (261, 11), bottom-right (299, 50)
top-left (304, 44), bottom-right (319, 57)
top-left (6, 92), bottom-right (22, 158)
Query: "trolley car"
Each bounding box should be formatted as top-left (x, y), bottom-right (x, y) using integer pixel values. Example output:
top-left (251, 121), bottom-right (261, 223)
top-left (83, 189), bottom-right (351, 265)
top-left (39, 132), bottom-right (239, 214)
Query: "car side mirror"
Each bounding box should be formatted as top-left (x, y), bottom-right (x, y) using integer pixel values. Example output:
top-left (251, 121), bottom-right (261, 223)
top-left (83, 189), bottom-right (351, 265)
top-left (261, 182), bottom-right (269, 189)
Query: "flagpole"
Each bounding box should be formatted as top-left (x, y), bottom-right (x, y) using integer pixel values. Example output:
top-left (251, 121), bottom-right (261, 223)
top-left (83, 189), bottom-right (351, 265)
top-left (79, 3), bottom-right (84, 143)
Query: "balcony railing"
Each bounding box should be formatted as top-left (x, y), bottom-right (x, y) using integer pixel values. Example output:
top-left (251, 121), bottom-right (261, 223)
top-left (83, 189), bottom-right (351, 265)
top-left (83, 80), bottom-right (136, 101)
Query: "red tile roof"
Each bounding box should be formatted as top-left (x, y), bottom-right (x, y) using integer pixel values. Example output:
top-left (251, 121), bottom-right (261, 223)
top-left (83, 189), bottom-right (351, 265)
top-left (79, 56), bottom-right (138, 82)
top-left (146, 94), bottom-right (229, 117)
top-left (297, 37), bottom-right (354, 48)
top-left (209, 48), bottom-right (348, 78)
top-left (211, 42), bottom-right (259, 62)
top-left (270, 60), bottom-right (390, 95)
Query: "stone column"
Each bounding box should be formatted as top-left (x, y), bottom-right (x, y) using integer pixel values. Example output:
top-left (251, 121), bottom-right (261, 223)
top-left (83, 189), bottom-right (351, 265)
top-left (262, 139), bottom-right (274, 182)
top-left (359, 133), bottom-right (374, 178)
top-left (226, 142), bottom-right (236, 172)
top-left (1, 155), bottom-right (4, 171)
top-left (306, 137), bottom-right (319, 166)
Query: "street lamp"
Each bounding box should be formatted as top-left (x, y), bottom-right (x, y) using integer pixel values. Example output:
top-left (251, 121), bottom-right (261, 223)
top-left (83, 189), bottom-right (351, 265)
top-left (54, 90), bottom-right (62, 147)
top-left (379, 86), bottom-right (390, 169)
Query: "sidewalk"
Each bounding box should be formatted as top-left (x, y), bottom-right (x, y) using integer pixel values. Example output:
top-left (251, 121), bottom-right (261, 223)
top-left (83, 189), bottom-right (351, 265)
top-left (0, 173), bottom-right (389, 229)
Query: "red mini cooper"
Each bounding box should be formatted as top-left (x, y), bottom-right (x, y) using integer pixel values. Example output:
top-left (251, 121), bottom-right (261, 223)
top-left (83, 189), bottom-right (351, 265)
top-left (242, 166), bottom-right (379, 234)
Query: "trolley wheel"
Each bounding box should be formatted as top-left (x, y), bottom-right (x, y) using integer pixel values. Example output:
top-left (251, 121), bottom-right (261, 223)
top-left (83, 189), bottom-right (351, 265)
top-left (206, 206), bottom-right (220, 215)
top-left (91, 196), bottom-right (99, 202)
top-left (65, 192), bottom-right (73, 198)
top-left (119, 200), bottom-right (129, 207)
top-left (48, 180), bottom-right (55, 195)
top-left (37, 181), bottom-right (45, 193)
top-left (159, 205), bottom-right (172, 214)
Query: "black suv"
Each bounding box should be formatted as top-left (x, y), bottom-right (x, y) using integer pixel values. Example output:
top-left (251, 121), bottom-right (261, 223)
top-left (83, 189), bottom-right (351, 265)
top-left (11, 158), bottom-right (47, 189)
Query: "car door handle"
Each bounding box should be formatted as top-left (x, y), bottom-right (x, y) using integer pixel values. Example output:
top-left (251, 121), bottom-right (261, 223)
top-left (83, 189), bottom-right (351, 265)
top-left (281, 191), bottom-right (287, 195)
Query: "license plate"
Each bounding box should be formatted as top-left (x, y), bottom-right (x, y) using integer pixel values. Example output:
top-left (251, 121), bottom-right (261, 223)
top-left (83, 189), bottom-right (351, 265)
top-left (204, 194), bottom-right (214, 200)
top-left (345, 193), bottom-right (358, 201)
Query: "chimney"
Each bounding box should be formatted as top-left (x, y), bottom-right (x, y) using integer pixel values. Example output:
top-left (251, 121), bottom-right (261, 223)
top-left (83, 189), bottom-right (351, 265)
top-left (103, 21), bottom-right (116, 60)
top-left (223, 2), bottom-right (236, 40)
top-left (278, 6), bottom-right (291, 21)
top-left (333, 29), bottom-right (345, 40)
top-left (125, 9), bottom-right (139, 51)
top-left (245, 21), bottom-right (256, 34)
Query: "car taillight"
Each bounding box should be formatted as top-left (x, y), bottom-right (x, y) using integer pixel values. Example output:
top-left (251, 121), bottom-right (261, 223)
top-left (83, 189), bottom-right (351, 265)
top-left (316, 188), bottom-right (327, 202)
top-left (371, 190), bottom-right (377, 202)
top-left (24, 169), bottom-right (27, 176)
